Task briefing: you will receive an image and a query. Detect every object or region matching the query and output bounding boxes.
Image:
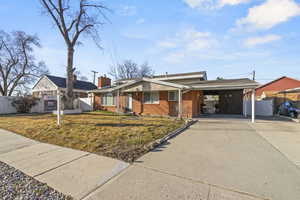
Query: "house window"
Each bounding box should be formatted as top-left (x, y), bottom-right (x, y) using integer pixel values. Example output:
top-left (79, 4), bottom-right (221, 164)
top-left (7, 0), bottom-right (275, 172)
top-left (168, 91), bottom-right (179, 101)
top-left (102, 93), bottom-right (115, 106)
top-left (144, 92), bottom-right (159, 104)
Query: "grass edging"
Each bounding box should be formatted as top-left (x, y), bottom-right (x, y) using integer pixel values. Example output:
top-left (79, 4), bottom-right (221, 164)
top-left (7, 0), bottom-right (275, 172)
top-left (144, 119), bottom-right (198, 153)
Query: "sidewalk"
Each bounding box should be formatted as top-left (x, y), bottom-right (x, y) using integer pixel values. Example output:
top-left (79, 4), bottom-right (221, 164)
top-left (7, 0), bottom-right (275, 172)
top-left (0, 129), bottom-right (129, 199)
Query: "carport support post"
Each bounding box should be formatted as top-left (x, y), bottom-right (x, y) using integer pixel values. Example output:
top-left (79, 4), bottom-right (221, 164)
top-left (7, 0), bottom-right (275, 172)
top-left (251, 89), bottom-right (255, 123)
top-left (178, 89), bottom-right (182, 118)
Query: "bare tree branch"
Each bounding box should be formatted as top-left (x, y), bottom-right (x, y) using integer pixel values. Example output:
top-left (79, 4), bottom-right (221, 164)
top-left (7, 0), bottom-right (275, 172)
top-left (109, 60), bottom-right (155, 81)
top-left (0, 30), bottom-right (49, 96)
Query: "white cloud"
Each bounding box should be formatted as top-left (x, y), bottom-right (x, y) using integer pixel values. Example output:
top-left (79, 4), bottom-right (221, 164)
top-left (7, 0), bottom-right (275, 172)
top-left (236, 0), bottom-right (300, 30)
top-left (157, 41), bottom-right (178, 48)
top-left (158, 28), bottom-right (218, 63)
top-left (119, 5), bottom-right (137, 16)
top-left (183, 30), bottom-right (216, 51)
top-left (164, 52), bottom-right (186, 64)
top-left (136, 18), bottom-right (145, 24)
top-left (219, 0), bottom-right (250, 6)
top-left (184, 0), bottom-right (218, 9)
top-left (244, 34), bottom-right (282, 47)
top-left (158, 29), bottom-right (216, 51)
top-left (183, 0), bottom-right (250, 9)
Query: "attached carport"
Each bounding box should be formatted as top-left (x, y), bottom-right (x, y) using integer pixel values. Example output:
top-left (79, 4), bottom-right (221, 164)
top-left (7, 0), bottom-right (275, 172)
top-left (188, 79), bottom-right (260, 122)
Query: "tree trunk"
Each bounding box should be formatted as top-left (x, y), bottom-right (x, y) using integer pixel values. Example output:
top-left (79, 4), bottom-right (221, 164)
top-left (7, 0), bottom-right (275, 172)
top-left (65, 47), bottom-right (75, 109)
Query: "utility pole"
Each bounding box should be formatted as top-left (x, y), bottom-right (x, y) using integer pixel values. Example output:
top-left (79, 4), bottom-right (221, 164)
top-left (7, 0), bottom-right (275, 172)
top-left (91, 70), bottom-right (98, 85)
top-left (252, 70), bottom-right (256, 81)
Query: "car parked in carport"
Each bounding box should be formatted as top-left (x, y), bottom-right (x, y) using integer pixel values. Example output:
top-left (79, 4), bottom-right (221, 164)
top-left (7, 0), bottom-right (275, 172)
top-left (278, 101), bottom-right (300, 118)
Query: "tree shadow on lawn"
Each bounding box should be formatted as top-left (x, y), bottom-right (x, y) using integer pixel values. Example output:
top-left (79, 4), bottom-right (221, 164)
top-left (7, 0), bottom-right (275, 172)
top-left (95, 123), bottom-right (147, 127)
top-left (64, 122), bottom-right (164, 128)
top-left (0, 113), bottom-right (51, 118)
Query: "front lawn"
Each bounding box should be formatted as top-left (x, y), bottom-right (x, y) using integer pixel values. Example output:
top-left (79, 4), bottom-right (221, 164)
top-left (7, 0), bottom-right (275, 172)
top-left (0, 111), bottom-right (184, 162)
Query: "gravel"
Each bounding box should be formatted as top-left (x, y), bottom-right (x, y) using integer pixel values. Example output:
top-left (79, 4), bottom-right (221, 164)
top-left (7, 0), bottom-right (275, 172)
top-left (0, 161), bottom-right (72, 200)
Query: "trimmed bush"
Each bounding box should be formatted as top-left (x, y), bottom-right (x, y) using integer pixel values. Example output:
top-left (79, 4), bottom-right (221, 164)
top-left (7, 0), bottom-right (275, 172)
top-left (11, 96), bottom-right (38, 113)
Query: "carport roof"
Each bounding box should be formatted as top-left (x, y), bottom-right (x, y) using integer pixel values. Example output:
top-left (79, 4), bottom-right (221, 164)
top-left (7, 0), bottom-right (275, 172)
top-left (187, 78), bottom-right (259, 90)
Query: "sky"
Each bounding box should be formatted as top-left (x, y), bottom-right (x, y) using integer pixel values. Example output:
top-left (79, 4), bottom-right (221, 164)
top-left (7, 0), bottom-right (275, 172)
top-left (1, 0), bottom-right (300, 84)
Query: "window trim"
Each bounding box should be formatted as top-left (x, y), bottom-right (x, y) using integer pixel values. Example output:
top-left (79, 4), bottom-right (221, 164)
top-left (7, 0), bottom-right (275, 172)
top-left (168, 91), bottom-right (179, 102)
top-left (144, 91), bottom-right (160, 104)
top-left (101, 93), bottom-right (116, 106)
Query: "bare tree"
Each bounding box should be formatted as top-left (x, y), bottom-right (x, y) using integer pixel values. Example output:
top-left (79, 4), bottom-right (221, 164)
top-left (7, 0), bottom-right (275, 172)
top-left (0, 31), bottom-right (48, 96)
top-left (74, 70), bottom-right (88, 81)
top-left (139, 62), bottom-right (154, 78)
top-left (109, 60), bottom-right (154, 80)
top-left (40, 0), bottom-right (108, 109)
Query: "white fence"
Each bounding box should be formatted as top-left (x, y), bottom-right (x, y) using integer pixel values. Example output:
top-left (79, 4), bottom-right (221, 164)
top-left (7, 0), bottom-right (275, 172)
top-left (0, 96), bottom-right (45, 114)
top-left (79, 97), bottom-right (93, 112)
top-left (0, 96), bottom-right (17, 114)
top-left (0, 96), bottom-right (93, 114)
top-left (243, 99), bottom-right (274, 116)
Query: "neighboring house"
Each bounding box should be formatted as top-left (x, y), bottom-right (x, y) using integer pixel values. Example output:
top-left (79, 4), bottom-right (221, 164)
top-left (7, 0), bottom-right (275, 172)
top-left (247, 76), bottom-right (300, 111)
top-left (278, 87), bottom-right (300, 107)
top-left (32, 75), bottom-right (97, 111)
top-left (255, 76), bottom-right (300, 100)
top-left (90, 72), bottom-right (259, 118)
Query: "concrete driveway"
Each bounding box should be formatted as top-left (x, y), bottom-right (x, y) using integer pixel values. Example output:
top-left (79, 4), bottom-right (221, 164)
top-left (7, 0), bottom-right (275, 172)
top-left (86, 117), bottom-right (300, 200)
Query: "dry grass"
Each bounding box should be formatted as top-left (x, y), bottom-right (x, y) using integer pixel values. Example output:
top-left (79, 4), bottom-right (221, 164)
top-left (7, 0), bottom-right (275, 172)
top-left (0, 111), bottom-right (184, 162)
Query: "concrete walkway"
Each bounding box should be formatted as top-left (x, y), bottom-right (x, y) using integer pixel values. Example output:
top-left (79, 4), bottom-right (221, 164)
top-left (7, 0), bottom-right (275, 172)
top-left (85, 118), bottom-right (300, 200)
top-left (0, 129), bottom-right (129, 200)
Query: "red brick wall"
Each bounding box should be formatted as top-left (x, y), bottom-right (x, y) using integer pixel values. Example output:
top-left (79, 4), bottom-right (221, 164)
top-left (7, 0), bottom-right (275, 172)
top-left (142, 91), bottom-right (170, 116)
top-left (94, 94), bottom-right (126, 113)
top-left (182, 91), bottom-right (203, 118)
top-left (132, 92), bottom-right (143, 114)
top-left (256, 77), bottom-right (300, 96)
top-left (94, 90), bottom-right (204, 118)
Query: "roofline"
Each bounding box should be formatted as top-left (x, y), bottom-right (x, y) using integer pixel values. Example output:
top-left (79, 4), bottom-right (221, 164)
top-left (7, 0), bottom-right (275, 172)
top-left (89, 78), bottom-right (190, 93)
top-left (115, 71), bottom-right (207, 82)
top-left (153, 74), bottom-right (206, 81)
top-left (143, 78), bottom-right (189, 89)
top-left (89, 79), bottom-right (141, 93)
top-left (190, 83), bottom-right (259, 90)
top-left (32, 75), bottom-right (58, 90)
top-left (255, 76), bottom-right (300, 90)
top-left (153, 71), bottom-right (206, 78)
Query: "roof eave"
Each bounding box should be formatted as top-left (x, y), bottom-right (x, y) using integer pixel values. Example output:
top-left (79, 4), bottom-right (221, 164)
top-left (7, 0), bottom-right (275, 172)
top-left (191, 84), bottom-right (259, 91)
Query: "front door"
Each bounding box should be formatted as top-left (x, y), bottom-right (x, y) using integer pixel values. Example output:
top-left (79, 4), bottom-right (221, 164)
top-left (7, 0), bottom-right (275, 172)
top-left (127, 94), bottom-right (133, 111)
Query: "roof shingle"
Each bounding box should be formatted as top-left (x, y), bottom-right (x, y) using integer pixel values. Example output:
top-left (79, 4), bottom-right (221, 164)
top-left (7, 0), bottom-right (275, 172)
top-left (46, 75), bottom-right (97, 91)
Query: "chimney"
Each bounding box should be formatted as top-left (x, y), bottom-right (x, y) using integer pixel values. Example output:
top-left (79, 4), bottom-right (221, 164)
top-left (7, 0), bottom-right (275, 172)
top-left (98, 76), bottom-right (111, 88)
